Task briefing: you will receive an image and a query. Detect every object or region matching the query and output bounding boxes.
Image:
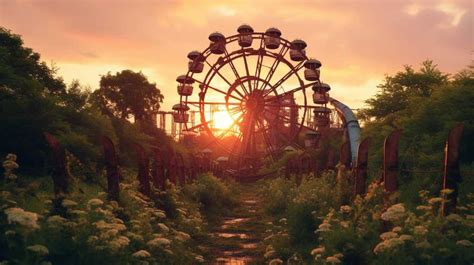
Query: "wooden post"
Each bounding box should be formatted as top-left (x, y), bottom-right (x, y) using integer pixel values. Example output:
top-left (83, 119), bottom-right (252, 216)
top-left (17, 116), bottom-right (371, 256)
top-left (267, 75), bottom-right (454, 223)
top-left (339, 141), bottom-right (351, 169)
top-left (132, 143), bottom-right (151, 195)
top-left (101, 136), bottom-right (120, 201)
top-left (383, 129), bottom-right (403, 193)
top-left (176, 153), bottom-right (186, 186)
top-left (442, 123), bottom-right (464, 215)
top-left (152, 149), bottom-right (166, 190)
top-left (353, 137), bottom-right (370, 196)
top-left (326, 149), bottom-right (335, 170)
top-left (44, 132), bottom-right (70, 196)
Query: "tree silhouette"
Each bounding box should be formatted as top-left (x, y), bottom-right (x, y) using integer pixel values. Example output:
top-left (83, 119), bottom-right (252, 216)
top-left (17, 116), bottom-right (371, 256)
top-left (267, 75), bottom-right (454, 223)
top-left (93, 70), bottom-right (164, 122)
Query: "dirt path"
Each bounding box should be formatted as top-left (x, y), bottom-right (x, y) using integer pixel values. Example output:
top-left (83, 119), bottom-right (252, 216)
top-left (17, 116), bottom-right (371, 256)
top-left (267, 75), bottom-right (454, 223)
top-left (208, 184), bottom-right (269, 265)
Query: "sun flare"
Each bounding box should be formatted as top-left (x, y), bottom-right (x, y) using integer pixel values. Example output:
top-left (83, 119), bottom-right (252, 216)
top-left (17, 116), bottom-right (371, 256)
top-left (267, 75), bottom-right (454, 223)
top-left (212, 111), bottom-right (235, 130)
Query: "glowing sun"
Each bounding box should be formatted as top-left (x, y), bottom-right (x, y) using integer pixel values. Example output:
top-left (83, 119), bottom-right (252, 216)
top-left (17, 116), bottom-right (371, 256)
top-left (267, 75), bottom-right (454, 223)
top-left (213, 111), bottom-right (235, 130)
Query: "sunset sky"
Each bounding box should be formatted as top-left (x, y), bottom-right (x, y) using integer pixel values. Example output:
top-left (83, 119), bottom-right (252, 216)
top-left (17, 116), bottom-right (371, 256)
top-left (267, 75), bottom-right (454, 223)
top-left (1, 0), bottom-right (471, 110)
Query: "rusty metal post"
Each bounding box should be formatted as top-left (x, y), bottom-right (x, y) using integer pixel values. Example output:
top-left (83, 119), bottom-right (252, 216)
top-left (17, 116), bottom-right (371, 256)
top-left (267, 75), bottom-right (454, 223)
top-left (44, 132), bottom-right (70, 196)
top-left (383, 129), bottom-right (403, 193)
top-left (152, 149), bottom-right (166, 190)
top-left (339, 141), bottom-right (351, 169)
top-left (132, 143), bottom-right (151, 195)
top-left (101, 136), bottom-right (120, 201)
top-left (176, 153), bottom-right (186, 186)
top-left (442, 123), bottom-right (464, 215)
top-left (353, 137), bottom-right (370, 196)
top-left (326, 148), bottom-right (335, 170)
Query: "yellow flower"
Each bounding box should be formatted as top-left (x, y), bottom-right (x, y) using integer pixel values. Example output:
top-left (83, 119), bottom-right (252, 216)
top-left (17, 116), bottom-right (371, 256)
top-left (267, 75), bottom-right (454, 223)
top-left (4, 207), bottom-right (39, 229)
top-left (456, 240), bottom-right (473, 247)
top-left (380, 232), bottom-right (398, 241)
top-left (326, 256), bottom-right (341, 264)
top-left (428, 197), bottom-right (443, 205)
top-left (310, 247), bottom-right (325, 255)
top-left (269, 258), bottom-right (283, 265)
top-left (26, 245), bottom-right (49, 256)
top-left (132, 250), bottom-right (151, 259)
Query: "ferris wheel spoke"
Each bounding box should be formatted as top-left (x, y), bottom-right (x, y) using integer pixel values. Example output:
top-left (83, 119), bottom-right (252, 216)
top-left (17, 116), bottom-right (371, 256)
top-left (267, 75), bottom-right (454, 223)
top-left (253, 38), bottom-right (265, 90)
top-left (263, 61), bottom-right (305, 98)
top-left (264, 81), bottom-right (317, 102)
top-left (241, 47), bottom-right (253, 92)
top-left (255, 119), bottom-right (276, 158)
top-left (224, 48), bottom-right (249, 96)
top-left (187, 101), bottom-right (240, 106)
top-left (264, 108), bottom-right (315, 132)
top-left (259, 46), bottom-right (289, 91)
top-left (205, 60), bottom-right (246, 99)
top-left (192, 78), bottom-right (242, 101)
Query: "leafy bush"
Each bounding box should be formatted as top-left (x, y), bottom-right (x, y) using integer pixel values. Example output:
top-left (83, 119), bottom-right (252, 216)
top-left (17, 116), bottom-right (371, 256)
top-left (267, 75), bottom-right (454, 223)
top-left (183, 173), bottom-right (239, 220)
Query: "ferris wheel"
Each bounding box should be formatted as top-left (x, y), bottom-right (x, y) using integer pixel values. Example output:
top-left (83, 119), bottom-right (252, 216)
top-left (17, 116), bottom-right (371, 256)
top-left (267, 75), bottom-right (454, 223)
top-left (173, 25), bottom-right (334, 167)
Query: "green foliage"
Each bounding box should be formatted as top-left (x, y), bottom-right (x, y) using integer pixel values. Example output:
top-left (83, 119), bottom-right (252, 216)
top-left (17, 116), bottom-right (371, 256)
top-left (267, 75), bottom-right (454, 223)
top-left (92, 70), bottom-right (164, 121)
top-left (183, 173), bottom-right (239, 220)
top-left (0, 164), bottom-right (207, 264)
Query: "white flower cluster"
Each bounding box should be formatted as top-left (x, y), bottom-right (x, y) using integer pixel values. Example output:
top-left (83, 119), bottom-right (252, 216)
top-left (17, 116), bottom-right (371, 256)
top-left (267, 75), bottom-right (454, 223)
top-left (381, 203), bottom-right (406, 222)
top-left (4, 207), bottom-right (39, 229)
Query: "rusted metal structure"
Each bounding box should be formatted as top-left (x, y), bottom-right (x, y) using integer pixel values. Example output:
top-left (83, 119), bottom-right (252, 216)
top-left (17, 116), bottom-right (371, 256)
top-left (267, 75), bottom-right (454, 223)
top-left (382, 129), bottom-right (403, 192)
top-left (44, 132), bottom-right (70, 196)
top-left (171, 25), bottom-right (360, 176)
top-left (101, 136), bottom-right (120, 200)
top-left (353, 137), bottom-right (370, 196)
top-left (441, 123), bottom-right (464, 215)
top-left (132, 143), bottom-right (151, 195)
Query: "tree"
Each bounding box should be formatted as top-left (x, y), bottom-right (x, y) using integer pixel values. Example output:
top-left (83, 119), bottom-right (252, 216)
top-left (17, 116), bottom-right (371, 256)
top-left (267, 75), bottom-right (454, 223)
top-left (359, 60), bottom-right (448, 121)
top-left (92, 70), bottom-right (164, 122)
top-left (0, 27), bottom-right (66, 96)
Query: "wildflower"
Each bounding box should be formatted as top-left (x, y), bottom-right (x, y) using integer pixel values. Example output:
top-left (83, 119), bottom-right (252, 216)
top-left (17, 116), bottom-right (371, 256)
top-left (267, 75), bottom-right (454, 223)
top-left (87, 198), bottom-right (104, 209)
top-left (26, 245), bottom-right (49, 256)
top-left (416, 205), bottom-right (432, 212)
top-left (440, 189), bottom-right (454, 195)
top-left (392, 226), bottom-right (402, 233)
top-left (340, 205), bottom-right (352, 214)
top-left (69, 210), bottom-right (86, 216)
top-left (195, 255), bottom-right (205, 263)
top-left (316, 222), bottom-right (331, 232)
top-left (334, 253), bottom-right (343, 259)
top-left (125, 232), bottom-right (144, 242)
top-left (380, 232), bottom-right (398, 241)
top-left (164, 248), bottom-right (173, 255)
top-left (446, 214), bottom-right (462, 222)
top-left (415, 240), bottom-right (431, 249)
top-left (5, 230), bottom-right (15, 237)
top-left (456, 240), bottom-right (473, 247)
top-left (413, 225), bottom-right (428, 235)
top-left (264, 250), bottom-right (276, 259)
top-left (47, 215), bottom-right (67, 225)
top-left (381, 203), bottom-right (406, 222)
top-left (62, 199), bottom-right (78, 208)
top-left (310, 247), bottom-right (325, 255)
top-left (158, 223), bottom-right (170, 232)
top-left (132, 250), bottom-right (151, 259)
top-left (147, 237), bottom-right (171, 248)
top-left (108, 236), bottom-right (130, 250)
top-left (4, 207), bottom-right (39, 229)
top-left (326, 256), bottom-right (341, 264)
top-left (340, 221), bottom-right (350, 228)
top-left (374, 242), bottom-right (388, 254)
top-left (428, 197), bottom-right (443, 205)
top-left (279, 218), bottom-right (287, 224)
top-left (418, 190), bottom-right (429, 198)
top-left (87, 236), bottom-right (99, 244)
top-left (269, 258), bottom-right (283, 265)
top-left (399, 234), bottom-right (414, 241)
top-left (175, 231), bottom-right (191, 241)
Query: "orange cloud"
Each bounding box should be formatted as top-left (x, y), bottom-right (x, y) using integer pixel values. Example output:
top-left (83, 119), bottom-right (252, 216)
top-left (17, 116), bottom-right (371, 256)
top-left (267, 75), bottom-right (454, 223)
top-left (0, 0), bottom-right (470, 111)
